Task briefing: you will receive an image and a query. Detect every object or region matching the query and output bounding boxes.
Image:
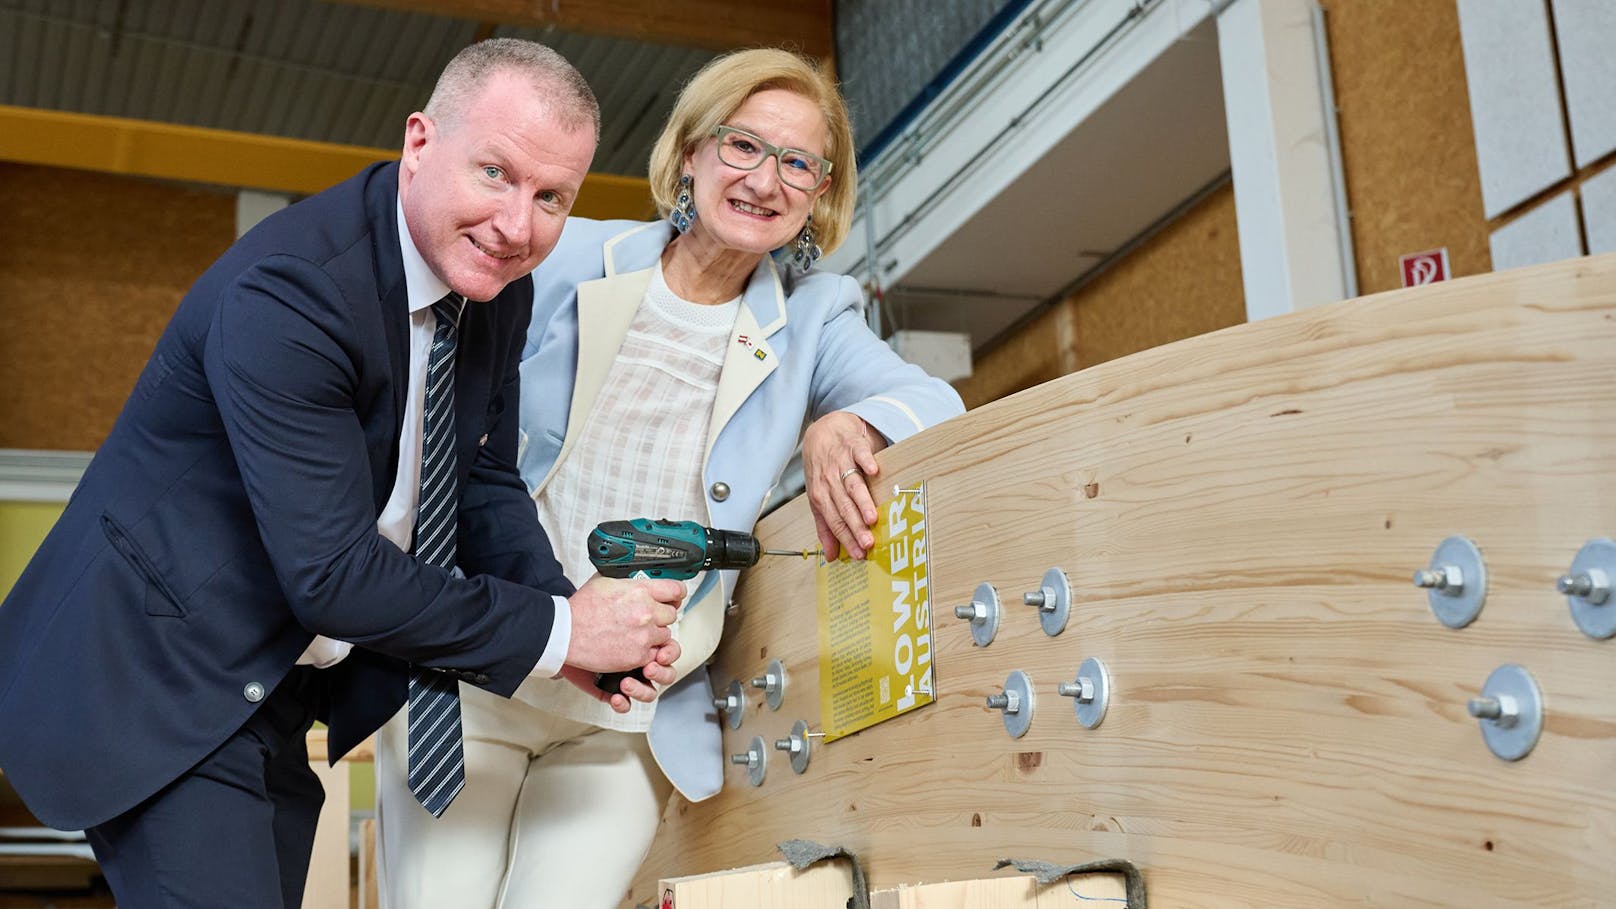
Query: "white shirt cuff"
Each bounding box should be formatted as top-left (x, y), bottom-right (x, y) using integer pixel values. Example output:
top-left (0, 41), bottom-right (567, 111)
top-left (296, 635), bottom-right (353, 668)
top-left (529, 594), bottom-right (572, 678)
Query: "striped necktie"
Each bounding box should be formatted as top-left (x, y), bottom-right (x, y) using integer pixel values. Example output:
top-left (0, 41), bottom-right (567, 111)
top-left (406, 292), bottom-right (467, 817)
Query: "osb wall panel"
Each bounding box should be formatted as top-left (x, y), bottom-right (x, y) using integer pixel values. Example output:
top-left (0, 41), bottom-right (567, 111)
top-left (956, 182), bottom-right (1244, 409)
top-left (0, 163), bottom-right (234, 451)
top-left (634, 254), bottom-right (1616, 908)
top-left (951, 304), bottom-right (1068, 410)
top-left (1070, 182), bottom-right (1244, 372)
top-left (1321, 0), bottom-right (1490, 293)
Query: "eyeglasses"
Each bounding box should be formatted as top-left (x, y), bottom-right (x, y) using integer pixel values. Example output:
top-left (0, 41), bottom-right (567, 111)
top-left (710, 125), bottom-right (832, 192)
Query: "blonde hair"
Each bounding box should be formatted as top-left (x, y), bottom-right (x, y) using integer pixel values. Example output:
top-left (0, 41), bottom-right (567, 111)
top-left (648, 48), bottom-right (857, 255)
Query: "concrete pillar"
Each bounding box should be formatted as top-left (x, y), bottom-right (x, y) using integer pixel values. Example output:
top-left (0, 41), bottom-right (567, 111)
top-left (1218, 0), bottom-right (1355, 321)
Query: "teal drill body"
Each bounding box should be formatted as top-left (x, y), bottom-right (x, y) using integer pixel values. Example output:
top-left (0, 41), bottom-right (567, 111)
top-left (584, 518), bottom-right (766, 697)
top-left (586, 518), bottom-right (762, 580)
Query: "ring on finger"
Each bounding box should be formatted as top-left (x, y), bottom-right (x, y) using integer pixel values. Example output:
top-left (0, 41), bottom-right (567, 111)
top-left (838, 466), bottom-right (862, 482)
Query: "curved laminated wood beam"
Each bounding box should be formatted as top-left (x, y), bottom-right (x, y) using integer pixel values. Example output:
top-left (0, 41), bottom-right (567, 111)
top-left (633, 254), bottom-right (1616, 907)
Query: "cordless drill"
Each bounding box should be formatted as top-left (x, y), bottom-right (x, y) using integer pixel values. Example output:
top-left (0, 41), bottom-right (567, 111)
top-left (585, 518), bottom-right (813, 694)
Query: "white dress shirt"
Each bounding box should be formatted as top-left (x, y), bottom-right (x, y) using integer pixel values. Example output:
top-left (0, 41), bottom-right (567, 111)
top-left (296, 199), bottom-right (570, 676)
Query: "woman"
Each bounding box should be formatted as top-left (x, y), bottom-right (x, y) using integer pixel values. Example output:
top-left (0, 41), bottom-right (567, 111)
top-left (377, 48), bottom-right (963, 907)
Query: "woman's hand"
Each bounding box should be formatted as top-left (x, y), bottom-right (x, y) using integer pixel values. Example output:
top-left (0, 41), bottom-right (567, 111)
top-left (802, 411), bottom-right (888, 560)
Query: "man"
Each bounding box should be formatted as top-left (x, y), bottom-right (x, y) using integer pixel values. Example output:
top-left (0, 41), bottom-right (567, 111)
top-left (0, 39), bottom-right (680, 908)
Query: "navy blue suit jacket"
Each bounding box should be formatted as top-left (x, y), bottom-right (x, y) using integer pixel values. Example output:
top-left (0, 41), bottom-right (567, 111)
top-left (0, 162), bottom-right (571, 830)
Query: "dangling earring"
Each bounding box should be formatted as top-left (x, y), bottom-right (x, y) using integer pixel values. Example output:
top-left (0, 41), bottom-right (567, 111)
top-left (790, 211), bottom-right (822, 272)
top-left (669, 174), bottom-right (697, 233)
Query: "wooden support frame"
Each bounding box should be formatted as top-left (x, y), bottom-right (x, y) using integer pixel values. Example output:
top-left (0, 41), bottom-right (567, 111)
top-left (334, 0), bottom-right (833, 57)
top-left (0, 104), bottom-right (652, 220)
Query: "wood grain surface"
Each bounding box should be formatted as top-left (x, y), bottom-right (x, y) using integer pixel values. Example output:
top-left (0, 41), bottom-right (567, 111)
top-left (871, 874), bottom-right (1125, 908)
top-left (631, 254), bottom-right (1616, 908)
top-left (658, 860), bottom-right (855, 909)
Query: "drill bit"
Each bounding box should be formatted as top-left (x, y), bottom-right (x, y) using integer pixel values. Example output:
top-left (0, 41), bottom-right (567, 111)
top-left (763, 548), bottom-right (821, 560)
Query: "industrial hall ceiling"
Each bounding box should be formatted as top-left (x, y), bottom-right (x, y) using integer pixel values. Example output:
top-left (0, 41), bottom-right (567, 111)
top-left (0, 0), bottom-right (834, 179)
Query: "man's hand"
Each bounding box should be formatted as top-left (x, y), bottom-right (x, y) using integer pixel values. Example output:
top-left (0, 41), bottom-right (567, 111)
top-left (802, 411), bottom-right (888, 560)
top-left (560, 575), bottom-right (682, 712)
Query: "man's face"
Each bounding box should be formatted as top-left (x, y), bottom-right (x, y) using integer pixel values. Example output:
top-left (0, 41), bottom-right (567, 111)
top-left (398, 70), bottom-right (596, 302)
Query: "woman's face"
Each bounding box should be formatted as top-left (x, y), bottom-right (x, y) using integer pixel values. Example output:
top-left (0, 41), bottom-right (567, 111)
top-left (683, 88), bottom-right (832, 257)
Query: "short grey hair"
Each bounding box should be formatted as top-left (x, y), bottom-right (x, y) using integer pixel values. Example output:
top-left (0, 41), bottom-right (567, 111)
top-left (424, 38), bottom-right (599, 140)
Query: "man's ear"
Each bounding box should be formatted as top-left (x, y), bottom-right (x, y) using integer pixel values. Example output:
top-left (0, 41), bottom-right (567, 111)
top-left (401, 112), bottom-right (433, 176)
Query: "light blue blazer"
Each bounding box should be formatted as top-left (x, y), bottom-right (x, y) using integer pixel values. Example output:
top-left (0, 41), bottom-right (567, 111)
top-left (517, 217), bottom-right (964, 800)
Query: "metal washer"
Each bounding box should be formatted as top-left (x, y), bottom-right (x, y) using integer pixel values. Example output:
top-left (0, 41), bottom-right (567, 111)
top-left (1564, 538), bottom-right (1616, 639)
top-left (1424, 535), bottom-right (1487, 629)
top-left (761, 658), bottom-right (787, 711)
top-left (722, 679), bottom-right (745, 730)
top-left (786, 719), bottom-right (812, 775)
top-left (999, 669), bottom-right (1035, 739)
top-left (1028, 567), bottom-right (1071, 637)
top-left (746, 735), bottom-right (768, 787)
top-left (1473, 663), bottom-right (1543, 762)
top-left (967, 582), bottom-right (1000, 647)
top-left (1072, 657), bottom-right (1110, 730)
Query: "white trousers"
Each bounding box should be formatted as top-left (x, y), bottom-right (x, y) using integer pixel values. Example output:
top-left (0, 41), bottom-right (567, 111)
top-left (375, 684), bottom-right (673, 909)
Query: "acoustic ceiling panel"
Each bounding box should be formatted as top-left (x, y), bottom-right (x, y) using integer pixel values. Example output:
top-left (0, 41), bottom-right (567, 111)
top-left (1550, 0), bottom-right (1616, 168)
top-left (1456, 0), bottom-right (1572, 218)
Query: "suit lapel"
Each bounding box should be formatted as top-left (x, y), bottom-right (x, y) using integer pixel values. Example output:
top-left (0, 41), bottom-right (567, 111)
top-left (705, 257), bottom-right (788, 463)
top-left (367, 164), bottom-right (413, 507)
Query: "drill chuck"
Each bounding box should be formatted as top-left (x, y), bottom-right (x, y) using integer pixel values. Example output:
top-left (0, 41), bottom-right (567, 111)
top-left (704, 528), bottom-right (762, 570)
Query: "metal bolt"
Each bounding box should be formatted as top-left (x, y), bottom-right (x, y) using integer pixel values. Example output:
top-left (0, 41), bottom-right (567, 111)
top-left (986, 690), bottom-right (1021, 714)
top-left (751, 673), bottom-right (779, 692)
top-left (712, 695), bottom-right (736, 712)
top-left (1413, 564), bottom-right (1464, 594)
top-left (730, 750), bottom-right (759, 767)
top-left (1558, 568), bottom-right (1611, 604)
top-left (1023, 587), bottom-right (1057, 612)
top-left (1058, 677), bottom-right (1097, 702)
top-left (1468, 694), bottom-right (1519, 728)
top-left (954, 602), bottom-right (984, 622)
top-left (774, 736), bottom-right (803, 754)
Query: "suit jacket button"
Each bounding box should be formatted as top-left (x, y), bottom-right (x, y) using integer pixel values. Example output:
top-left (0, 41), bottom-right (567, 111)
top-left (709, 481), bottom-right (730, 502)
top-left (475, 674), bottom-right (491, 684)
top-left (243, 682), bottom-right (266, 703)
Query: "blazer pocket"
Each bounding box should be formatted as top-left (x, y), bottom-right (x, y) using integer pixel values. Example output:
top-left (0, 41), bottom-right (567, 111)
top-left (100, 513), bottom-right (186, 618)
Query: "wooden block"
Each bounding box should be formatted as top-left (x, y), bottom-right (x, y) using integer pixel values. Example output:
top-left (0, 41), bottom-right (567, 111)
top-left (871, 876), bottom-right (1038, 909)
top-left (871, 874), bottom-right (1128, 908)
top-left (358, 818), bottom-right (378, 909)
top-left (659, 859), bottom-right (855, 908)
top-left (302, 758), bottom-right (349, 909)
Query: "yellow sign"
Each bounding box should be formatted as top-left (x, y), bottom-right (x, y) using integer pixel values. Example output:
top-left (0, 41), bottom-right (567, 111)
top-left (817, 484), bottom-right (934, 741)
